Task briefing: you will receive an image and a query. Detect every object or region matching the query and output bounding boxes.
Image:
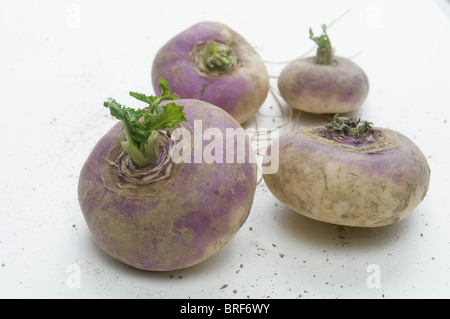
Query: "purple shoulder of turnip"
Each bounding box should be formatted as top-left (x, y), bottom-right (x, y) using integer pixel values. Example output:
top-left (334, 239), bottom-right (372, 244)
top-left (78, 78), bottom-right (257, 271)
top-left (151, 21), bottom-right (269, 124)
top-left (263, 115), bottom-right (430, 227)
top-left (278, 25), bottom-right (369, 114)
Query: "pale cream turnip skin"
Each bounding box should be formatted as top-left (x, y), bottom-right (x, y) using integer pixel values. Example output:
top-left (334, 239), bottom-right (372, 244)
top-left (152, 21), bottom-right (269, 124)
top-left (278, 56), bottom-right (369, 114)
top-left (78, 100), bottom-right (257, 271)
top-left (263, 122), bottom-right (430, 227)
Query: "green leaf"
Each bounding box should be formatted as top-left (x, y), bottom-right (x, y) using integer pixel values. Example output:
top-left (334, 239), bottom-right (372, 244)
top-left (148, 102), bottom-right (187, 132)
top-left (309, 24), bottom-right (334, 65)
top-left (104, 98), bottom-right (126, 120)
top-left (309, 25), bottom-right (330, 49)
top-left (309, 27), bottom-right (322, 46)
top-left (161, 78), bottom-right (179, 97)
top-left (129, 91), bottom-right (157, 106)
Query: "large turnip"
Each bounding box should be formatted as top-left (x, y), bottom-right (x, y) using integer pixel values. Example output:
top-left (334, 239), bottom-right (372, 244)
top-left (278, 25), bottom-right (369, 114)
top-left (151, 21), bottom-right (269, 124)
top-left (78, 79), bottom-right (257, 271)
top-left (263, 115), bottom-right (430, 227)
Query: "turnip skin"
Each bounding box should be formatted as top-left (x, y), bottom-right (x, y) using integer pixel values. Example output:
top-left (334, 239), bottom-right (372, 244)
top-left (78, 99), bottom-right (257, 271)
top-left (263, 127), bottom-right (430, 227)
top-left (151, 21), bottom-right (269, 124)
top-left (278, 56), bottom-right (369, 114)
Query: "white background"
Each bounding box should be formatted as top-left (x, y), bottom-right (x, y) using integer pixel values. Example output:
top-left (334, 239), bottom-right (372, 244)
top-left (0, 0), bottom-right (449, 299)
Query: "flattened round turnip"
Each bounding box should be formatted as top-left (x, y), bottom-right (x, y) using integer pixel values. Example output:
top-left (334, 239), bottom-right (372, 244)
top-left (78, 99), bottom-right (257, 271)
top-left (278, 56), bottom-right (369, 113)
top-left (263, 116), bottom-right (430, 227)
top-left (152, 21), bottom-right (269, 124)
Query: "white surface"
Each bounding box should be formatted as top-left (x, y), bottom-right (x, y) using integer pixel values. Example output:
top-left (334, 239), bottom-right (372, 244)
top-left (0, 0), bottom-right (449, 299)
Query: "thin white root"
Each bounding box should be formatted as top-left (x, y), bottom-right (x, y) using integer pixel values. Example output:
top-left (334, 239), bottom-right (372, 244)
top-left (290, 109), bottom-right (303, 132)
top-left (346, 51), bottom-right (363, 60)
top-left (327, 9), bottom-right (352, 28)
top-left (248, 86), bottom-right (294, 137)
top-left (256, 164), bottom-right (264, 185)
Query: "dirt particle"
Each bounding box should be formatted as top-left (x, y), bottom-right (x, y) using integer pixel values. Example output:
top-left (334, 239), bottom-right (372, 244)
top-left (257, 247), bottom-right (267, 257)
top-left (249, 227), bottom-right (253, 231)
top-left (279, 253), bottom-right (285, 258)
top-left (233, 289), bottom-right (237, 294)
top-left (220, 284), bottom-right (228, 290)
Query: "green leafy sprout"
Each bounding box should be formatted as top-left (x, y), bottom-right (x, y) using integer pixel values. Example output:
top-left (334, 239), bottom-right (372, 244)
top-left (323, 114), bottom-right (375, 139)
top-left (104, 78), bottom-right (186, 168)
top-left (309, 24), bottom-right (335, 65)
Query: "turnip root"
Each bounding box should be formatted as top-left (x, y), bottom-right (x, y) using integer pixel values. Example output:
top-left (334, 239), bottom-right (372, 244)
top-left (151, 21), bottom-right (269, 124)
top-left (78, 79), bottom-right (257, 271)
top-left (278, 25), bottom-right (369, 114)
top-left (263, 115), bottom-right (430, 227)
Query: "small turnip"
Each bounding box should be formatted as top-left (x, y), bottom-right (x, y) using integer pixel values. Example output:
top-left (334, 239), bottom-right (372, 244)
top-left (151, 21), bottom-right (269, 124)
top-left (78, 79), bottom-right (257, 271)
top-left (263, 115), bottom-right (430, 227)
top-left (278, 25), bottom-right (369, 114)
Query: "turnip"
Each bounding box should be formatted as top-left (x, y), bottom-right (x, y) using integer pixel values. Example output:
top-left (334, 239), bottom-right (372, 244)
top-left (263, 115), bottom-right (430, 227)
top-left (278, 25), bottom-right (369, 114)
top-left (151, 21), bottom-right (269, 124)
top-left (78, 79), bottom-right (257, 271)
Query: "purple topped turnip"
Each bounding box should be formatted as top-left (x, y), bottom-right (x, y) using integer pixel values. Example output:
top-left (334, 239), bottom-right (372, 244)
top-left (263, 115), bottom-right (430, 227)
top-left (151, 21), bottom-right (269, 124)
top-left (78, 79), bottom-right (257, 271)
top-left (278, 25), bottom-right (369, 114)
